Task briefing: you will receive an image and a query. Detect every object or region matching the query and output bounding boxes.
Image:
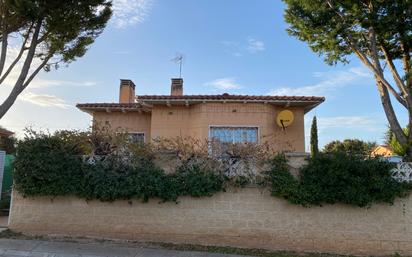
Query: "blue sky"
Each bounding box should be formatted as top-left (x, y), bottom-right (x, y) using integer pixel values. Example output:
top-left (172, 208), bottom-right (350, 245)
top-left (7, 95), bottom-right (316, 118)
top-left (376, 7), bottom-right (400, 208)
top-left (0, 0), bottom-right (407, 149)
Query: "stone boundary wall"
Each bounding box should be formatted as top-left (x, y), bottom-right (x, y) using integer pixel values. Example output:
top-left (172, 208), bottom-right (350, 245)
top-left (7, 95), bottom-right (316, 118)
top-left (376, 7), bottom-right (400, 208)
top-left (9, 187), bottom-right (412, 256)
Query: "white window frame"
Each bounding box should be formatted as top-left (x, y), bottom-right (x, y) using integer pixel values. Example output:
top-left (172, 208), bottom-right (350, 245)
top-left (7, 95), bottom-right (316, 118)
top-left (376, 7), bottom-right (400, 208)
top-left (124, 132), bottom-right (146, 144)
top-left (208, 125), bottom-right (260, 144)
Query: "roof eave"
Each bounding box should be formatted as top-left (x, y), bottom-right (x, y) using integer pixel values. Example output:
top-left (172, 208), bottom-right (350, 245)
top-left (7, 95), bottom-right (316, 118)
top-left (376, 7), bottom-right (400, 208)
top-left (76, 105), bottom-right (151, 114)
top-left (303, 100), bottom-right (324, 114)
top-left (139, 98), bottom-right (325, 109)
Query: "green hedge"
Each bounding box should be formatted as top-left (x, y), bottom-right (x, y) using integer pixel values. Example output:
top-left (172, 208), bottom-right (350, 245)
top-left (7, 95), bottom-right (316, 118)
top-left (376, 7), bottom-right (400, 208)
top-left (14, 133), bottom-right (225, 202)
top-left (14, 134), bottom-right (85, 197)
top-left (267, 153), bottom-right (412, 207)
top-left (13, 130), bottom-right (412, 207)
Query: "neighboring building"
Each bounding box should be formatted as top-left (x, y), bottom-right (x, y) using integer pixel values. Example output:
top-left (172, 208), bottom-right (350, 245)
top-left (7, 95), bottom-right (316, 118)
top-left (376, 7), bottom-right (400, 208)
top-left (371, 145), bottom-right (403, 163)
top-left (371, 145), bottom-right (394, 157)
top-left (77, 78), bottom-right (324, 152)
top-left (0, 127), bottom-right (15, 154)
top-left (0, 128), bottom-right (14, 139)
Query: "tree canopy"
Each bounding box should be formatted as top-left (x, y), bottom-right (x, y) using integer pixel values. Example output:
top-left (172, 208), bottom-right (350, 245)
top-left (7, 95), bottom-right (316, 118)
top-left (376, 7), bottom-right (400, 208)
top-left (283, 0), bottom-right (412, 158)
top-left (0, 0), bottom-right (112, 118)
top-left (323, 139), bottom-right (376, 156)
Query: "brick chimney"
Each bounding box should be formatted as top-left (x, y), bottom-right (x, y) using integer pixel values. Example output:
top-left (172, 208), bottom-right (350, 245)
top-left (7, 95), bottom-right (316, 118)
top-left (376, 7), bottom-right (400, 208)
top-left (171, 78), bottom-right (183, 96)
top-left (119, 79), bottom-right (136, 103)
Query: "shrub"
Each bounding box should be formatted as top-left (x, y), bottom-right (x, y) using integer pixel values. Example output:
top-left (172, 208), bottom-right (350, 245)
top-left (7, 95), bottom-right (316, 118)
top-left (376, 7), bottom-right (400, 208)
top-left (14, 128), bottom-right (412, 207)
top-left (13, 129), bottom-right (227, 202)
top-left (175, 164), bottom-right (226, 197)
top-left (266, 154), bottom-right (301, 204)
top-left (267, 153), bottom-right (412, 207)
top-left (14, 131), bottom-right (84, 197)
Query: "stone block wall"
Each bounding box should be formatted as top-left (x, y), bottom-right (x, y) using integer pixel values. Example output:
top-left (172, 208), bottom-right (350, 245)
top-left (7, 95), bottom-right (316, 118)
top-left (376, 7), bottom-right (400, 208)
top-left (9, 187), bottom-right (412, 256)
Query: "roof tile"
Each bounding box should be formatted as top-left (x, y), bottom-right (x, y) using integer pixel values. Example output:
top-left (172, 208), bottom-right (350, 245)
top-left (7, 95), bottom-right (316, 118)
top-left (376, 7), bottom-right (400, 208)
top-left (137, 94), bottom-right (325, 102)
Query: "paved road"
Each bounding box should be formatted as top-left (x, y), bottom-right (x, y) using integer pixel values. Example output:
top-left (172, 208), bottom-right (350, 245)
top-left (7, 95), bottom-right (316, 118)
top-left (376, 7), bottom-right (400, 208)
top-left (0, 239), bottom-right (252, 257)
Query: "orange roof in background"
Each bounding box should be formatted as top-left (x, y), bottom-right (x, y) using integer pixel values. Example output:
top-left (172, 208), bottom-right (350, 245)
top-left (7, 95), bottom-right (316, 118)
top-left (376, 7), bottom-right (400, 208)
top-left (371, 145), bottom-right (393, 157)
top-left (0, 127), bottom-right (14, 137)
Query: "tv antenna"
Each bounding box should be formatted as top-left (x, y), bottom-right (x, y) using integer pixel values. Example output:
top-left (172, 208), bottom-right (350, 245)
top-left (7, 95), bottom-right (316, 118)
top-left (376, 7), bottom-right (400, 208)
top-left (171, 53), bottom-right (185, 78)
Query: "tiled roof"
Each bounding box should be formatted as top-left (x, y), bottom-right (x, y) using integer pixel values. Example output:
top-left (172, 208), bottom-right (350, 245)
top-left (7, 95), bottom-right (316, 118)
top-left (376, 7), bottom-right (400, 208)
top-left (137, 94), bottom-right (325, 113)
top-left (0, 127), bottom-right (14, 137)
top-left (77, 94), bottom-right (325, 114)
top-left (138, 94), bottom-right (325, 102)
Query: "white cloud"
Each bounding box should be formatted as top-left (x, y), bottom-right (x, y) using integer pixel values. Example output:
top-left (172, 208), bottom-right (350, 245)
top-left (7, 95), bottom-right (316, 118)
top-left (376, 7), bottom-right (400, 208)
top-left (247, 38), bottom-right (265, 53)
top-left (0, 47), bottom-right (97, 90)
top-left (3, 72), bottom-right (97, 90)
top-left (205, 78), bottom-right (242, 90)
top-left (305, 115), bottom-right (384, 149)
top-left (269, 66), bottom-right (372, 96)
top-left (112, 0), bottom-right (153, 28)
top-left (317, 116), bottom-right (377, 130)
top-left (29, 79), bottom-right (97, 89)
top-left (221, 37), bottom-right (265, 57)
top-left (19, 92), bottom-right (71, 109)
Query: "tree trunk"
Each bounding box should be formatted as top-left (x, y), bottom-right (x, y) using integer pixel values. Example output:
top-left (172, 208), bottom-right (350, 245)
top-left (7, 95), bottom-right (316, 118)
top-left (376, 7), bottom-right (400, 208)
top-left (0, 83), bottom-right (22, 118)
top-left (405, 145), bottom-right (412, 162)
top-left (376, 80), bottom-right (409, 153)
top-left (0, 20), bottom-right (42, 120)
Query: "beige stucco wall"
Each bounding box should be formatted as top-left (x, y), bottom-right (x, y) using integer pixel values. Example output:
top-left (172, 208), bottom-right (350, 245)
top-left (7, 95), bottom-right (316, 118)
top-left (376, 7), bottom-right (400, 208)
top-left (93, 103), bottom-right (305, 152)
top-left (93, 112), bottom-right (152, 140)
top-left (9, 188), bottom-right (412, 256)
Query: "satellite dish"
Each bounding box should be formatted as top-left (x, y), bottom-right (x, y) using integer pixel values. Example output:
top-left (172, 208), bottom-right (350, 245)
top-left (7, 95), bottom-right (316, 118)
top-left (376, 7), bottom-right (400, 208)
top-left (276, 110), bottom-right (294, 129)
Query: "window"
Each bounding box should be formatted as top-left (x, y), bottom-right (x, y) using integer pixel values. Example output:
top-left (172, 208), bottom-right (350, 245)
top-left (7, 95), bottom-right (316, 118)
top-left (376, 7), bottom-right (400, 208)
top-left (210, 127), bottom-right (258, 144)
top-left (127, 132), bottom-right (145, 144)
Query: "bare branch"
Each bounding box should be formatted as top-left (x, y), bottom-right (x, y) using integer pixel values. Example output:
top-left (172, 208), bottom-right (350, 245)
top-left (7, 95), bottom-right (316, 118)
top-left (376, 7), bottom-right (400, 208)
top-left (400, 40), bottom-right (411, 88)
top-left (36, 31), bottom-right (51, 44)
top-left (22, 54), bottom-right (52, 90)
top-left (368, 27), bottom-right (407, 108)
top-left (0, 34), bottom-right (8, 77)
top-left (0, 1), bottom-right (8, 77)
top-left (0, 20), bottom-right (43, 119)
top-left (325, 0), bottom-right (408, 144)
top-left (12, 19), bottom-right (42, 92)
top-left (350, 41), bottom-right (407, 107)
top-left (381, 45), bottom-right (408, 95)
top-left (0, 28), bottom-right (31, 85)
top-left (325, 0), bottom-right (407, 108)
top-left (348, 37), bottom-right (403, 103)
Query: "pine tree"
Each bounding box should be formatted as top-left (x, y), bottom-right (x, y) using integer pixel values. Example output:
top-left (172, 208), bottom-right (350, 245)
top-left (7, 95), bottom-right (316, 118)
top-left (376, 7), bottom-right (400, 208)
top-left (310, 116), bottom-right (318, 157)
top-left (283, 0), bottom-right (412, 159)
top-left (0, 0), bottom-right (112, 118)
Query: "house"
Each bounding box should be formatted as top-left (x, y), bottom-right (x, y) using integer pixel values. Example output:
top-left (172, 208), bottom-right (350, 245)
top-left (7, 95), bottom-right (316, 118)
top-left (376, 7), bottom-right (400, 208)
top-left (0, 127), bottom-right (14, 139)
top-left (371, 145), bottom-right (394, 157)
top-left (0, 127), bottom-right (15, 154)
top-left (77, 78), bottom-right (324, 152)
